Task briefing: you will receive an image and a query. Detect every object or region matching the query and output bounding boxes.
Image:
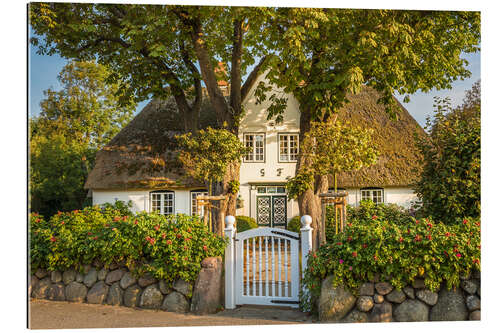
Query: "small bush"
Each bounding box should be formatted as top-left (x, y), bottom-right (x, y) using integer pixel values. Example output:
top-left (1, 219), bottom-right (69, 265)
top-left (286, 216), bottom-right (301, 233)
top-left (29, 207), bottom-right (227, 285)
top-left (302, 215), bottom-right (481, 310)
top-left (236, 216), bottom-right (258, 232)
top-left (346, 200), bottom-right (414, 226)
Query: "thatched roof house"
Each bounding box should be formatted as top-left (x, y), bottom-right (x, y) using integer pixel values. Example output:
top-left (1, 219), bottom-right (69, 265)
top-left (86, 82), bottom-right (425, 222)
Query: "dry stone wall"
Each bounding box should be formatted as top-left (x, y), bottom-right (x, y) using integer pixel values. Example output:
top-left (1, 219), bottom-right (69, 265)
top-left (318, 271), bottom-right (480, 323)
top-left (29, 257), bottom-right (223, 314)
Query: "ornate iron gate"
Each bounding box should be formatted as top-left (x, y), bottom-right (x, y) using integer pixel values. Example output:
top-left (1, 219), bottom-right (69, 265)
top-left (257, 195), bottom-right (287, 227)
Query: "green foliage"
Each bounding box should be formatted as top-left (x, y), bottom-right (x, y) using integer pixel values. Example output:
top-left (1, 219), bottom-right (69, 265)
top-left (235, 216), bottom-right (258, 232)
top-left (345, 200), bottom-right (414, 226)
top-left (29, 61), bottom-right (135, 217)
top-left (301, 216), bottom-right (481, 310)
top-left (286, 216), bottom-right (301, 233)
top-left (29, 208), bottom-right (227, 285)
top-left (100, 200), bottom-right (134, 217)
top-left (176, 127), bottom-right (250, 184)
top-left (286, 121), bottom-right (378, 199)
top-left (414, 82), bottom-right (481, 223)
top-left (228, 180), bottom-right (240, 194)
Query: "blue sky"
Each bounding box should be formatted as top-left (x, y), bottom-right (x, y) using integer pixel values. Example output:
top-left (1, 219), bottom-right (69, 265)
top-left (29, 32), bottom-right (480, 128)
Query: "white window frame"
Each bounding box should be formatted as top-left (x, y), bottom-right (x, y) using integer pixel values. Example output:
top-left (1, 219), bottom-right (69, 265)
top-left (360, 188), bottom-right (384, 204)
top-left (150, 191), bottom-right (175, 215)
top-left (243, 133), bottom-right (265, 162)
top-left (278, 133), bottom-right (299, 162)
top-left (191, 189), bottom-right (208, 216)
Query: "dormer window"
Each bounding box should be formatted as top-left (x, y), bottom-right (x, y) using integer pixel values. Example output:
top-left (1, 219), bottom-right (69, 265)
top-left (244, 133), bottom-right (265, 162)
top-left (279, 133), bottom-right (299, 162)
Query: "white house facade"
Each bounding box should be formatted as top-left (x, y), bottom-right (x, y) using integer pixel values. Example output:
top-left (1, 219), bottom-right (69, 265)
top-left (87, 77), bottom-right (423, 228)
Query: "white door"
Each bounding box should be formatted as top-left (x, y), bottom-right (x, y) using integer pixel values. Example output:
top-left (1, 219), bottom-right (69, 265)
top-left (234, 227), bottom-right (300, 307)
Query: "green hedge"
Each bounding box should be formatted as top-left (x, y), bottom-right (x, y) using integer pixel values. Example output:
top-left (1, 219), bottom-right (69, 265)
top-left (286, 216), bottom-right (301, 233)
top-left (29, 206), bottom-right (227, 285)
top-left (302, 215), bottom-right (481, 310)
top-left (236, 216), bottom-right (258, 232)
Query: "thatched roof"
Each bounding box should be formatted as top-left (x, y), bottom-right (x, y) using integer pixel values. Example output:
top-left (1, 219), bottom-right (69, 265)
top-left (85, 86), bottom-right (425, 191)
top-left (84, 99), bottom-right (217, 190)
top-left (330, 87), bottom-right (425, 188)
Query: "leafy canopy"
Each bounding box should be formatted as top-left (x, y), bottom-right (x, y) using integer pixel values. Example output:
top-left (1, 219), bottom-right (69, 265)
top-left (414, 81), bottom-right (480, 223)
top-left (176, 127), bottom-right (250, 184)
top-left (30, 61), bottom-right (135, 217)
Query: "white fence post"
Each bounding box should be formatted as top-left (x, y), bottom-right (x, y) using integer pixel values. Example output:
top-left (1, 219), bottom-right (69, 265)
top-left (224, 215), bottom-right (236, 309)
top-left (300, 215), bottom-right (313, 277)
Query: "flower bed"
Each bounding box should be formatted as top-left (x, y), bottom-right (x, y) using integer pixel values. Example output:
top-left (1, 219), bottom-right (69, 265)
top-left (30, 206), bottom-right (227, 286)
top-left (302, 214), bottom-right (480, 310)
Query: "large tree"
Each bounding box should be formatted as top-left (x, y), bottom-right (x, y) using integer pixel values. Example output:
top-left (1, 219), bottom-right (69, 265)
top-left (29, 3), bottom-right (271, 225)
top-left (414, 81), bottom-right (480, 223)
top-left (30, 61), bottom-right (136, 217)
top-left (258, 8), bottom-right (480, 247)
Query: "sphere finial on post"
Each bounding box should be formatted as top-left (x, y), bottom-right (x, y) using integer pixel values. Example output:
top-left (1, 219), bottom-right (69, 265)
top-left (225, 215), bottom-right (235, 229)
top-left (301, 215), bottom-right (312, 229)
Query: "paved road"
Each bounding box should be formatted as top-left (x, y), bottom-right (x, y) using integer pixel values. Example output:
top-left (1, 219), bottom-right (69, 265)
top-left (29, 299), bottom-right (313, 329)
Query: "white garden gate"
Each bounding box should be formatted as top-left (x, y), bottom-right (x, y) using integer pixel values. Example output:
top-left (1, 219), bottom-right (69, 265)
top-left (224, 215), bottom-right (313, 309)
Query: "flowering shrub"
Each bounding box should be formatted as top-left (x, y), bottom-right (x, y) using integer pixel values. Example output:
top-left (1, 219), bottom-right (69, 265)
top-left (29, 207), bottom-right (227, 285)
top-left (302, 215), bottom-right (480, 309)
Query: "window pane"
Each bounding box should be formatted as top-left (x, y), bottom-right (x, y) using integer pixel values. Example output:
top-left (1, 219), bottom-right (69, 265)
top-left (267, 186), bottom-right (277, 193)
top-left (257, 187), bottom-right (266, 193)
top-left (289, 134), bottom-right (299, 161)
top-left (255, 135), bottom-right (264, 161)
top-left (151, 193), bottom-right (161, 213)
top-left (279, 135), bottom-right (289, 161)
top-left (277, 186), bottom-right (286, 193)
top-left (361, 190), bottom-right (370, 201)
top-left (244, 135), bottom-right (254, 161)
top-left (191, 191), bottom-right (207, 216)
top-left (163, 193), bottom-right (174, 215)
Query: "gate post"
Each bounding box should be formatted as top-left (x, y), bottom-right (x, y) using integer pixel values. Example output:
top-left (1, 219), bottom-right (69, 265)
top-left (224, 215), bottom-right (236, 309)
top-left (300, 215), bottom-right (313, 277)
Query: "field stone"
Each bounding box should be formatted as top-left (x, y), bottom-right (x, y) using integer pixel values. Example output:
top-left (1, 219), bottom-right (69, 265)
top-left (461, 280), bottom-right (478, 295)
top-left (140, 284), bottom-right (163, 309)
top-left (120, 272), bottom-right (137, 290)
top-left (50, 271), bottom-right (62, 283)
top-left (75, 273), bottom-right (84, 283)
top-left (65, 282), bottom-right (87, 302)
top-left (191, 257), bottom-right (223, 315)
top-left (47, 283), bottom-right (66, 301)
top-left (173, 279), bottom-right (193, 297)
top-left (416, 289), bottom-right (439, 306)
top-left (403, 286), bottom-right (415, 299)
top-left (469, 310), bottom-right (481, 321)
top-left (340, 309), bottom-right (369, 323)
top-left (30, 276), bottom-right (39, 297)
top-left (466, 295), bottom-right (480, 311)
top-left (369, 301), bottom-right (392, 322)
top-left (318, 276), bottom-right (356, 322)
top-left (32, 277), bottom-right (51, 299)
top-left (105, 269), bottom-right (125, 285)
top-left (83, 268), bottom-right (98, 288)
top-left (162, 291), bottom-right (190, 313)
top-left (386, 289), bottom-right (406, 303)
top-left (106, 282), bottom-right (123, 305)
top-left (375, 282), bottom-right (393, 295)
top-left (138, 274), bottom-right (158, 288)
top-left (159, 280), bottom-right (170, 294)
top-left (359, 283), bottom-right (374, 296)
top-left (393, 299), bottom-right (429, 322)
top-left (35, 268), bottom-right (48, 279)
top-left (62, 270), bottom-right (76, 285)
top-left (356, 296), bottom-right (374, 312)
top-left (97, 268), bottom-right (108, 281)
top-left (87, 281), bottom-right (109, 304)
top-left (373, 294), bottom-right (384, 304)
top-left (430, 288), bottom-right (468, 321)
top-left (124, 285), bottom-right (142, 307)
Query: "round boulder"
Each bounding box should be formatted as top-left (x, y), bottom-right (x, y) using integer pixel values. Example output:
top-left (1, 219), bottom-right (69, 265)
top-left (369, 301), bottom-right (392, 322)
top-left (375, 282), bottom-right (393, 295)
top-left (469, 310), bottom-right (480, 321)
top-left (65, 282), bottom-right (87, 302)
top-left (394, 299), bottom-right (429, 322)
top-left (162, 291), bottom-right (190, 313)
top-left (47, 283), bottom-right (66, 301)
top-left (32, 277), bottom-right (51, 299)
top-left (97, 268), bottom-right (108, 281)
top-left (87, 281), bottom-right (109, 304)
top-left (416, 289), bottom-right (438, 306)
top-left (461, 280), bottom-right (478, 295)
top-left (140, 284), bottom-right (164, 309)
top-left (466, 295), bottom-right (480, 311)
top-left (318, 276), bottom-right (356, 322)
top-left (173, 279), bottom-right (193, 297)
top-left (358, 283), bottom-right (375, 296)
top-left (120, 272), bottom-right (137, 290)
top-left (430, 288), bottom-right (468, 321)
top-left (159, 280), bottom-right (170, 294)
top-left (356, 296), bottom-right (374, 312)
top-left (105, 269), bottom-right (125, 285)
top-left (29, 275), bottom-right (39, 297)
top-left (83, 268), bottom-right (98, 288)
top-left (51, 271), bottom-right (62, 283)
top-left (138, 274), bottom-right (158, 288)
top-left (106, 282), bottom-right (123, 306)
top-left (341, 309), bottom-right (369, 323)
top-left (35, 268), bottom-right (48, 279)
top-left (62, 270), bottom-right (76, 285)
top-left (403, 286), bottom-right (415, 299)
top-left (373, 294), bottom-right (384, 304)
top-left (386, 289), bottom-right (406, 303)
top-left (124, 284), bottom-right (142, 307)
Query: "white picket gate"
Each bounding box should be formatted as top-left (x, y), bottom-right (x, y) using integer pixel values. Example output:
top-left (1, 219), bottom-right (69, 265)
top-left (224, 215), bottom-right (313, 309)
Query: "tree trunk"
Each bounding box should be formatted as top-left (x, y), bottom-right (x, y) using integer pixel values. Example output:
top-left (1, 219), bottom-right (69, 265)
top-left (296, 109), bottom-right (329, 249)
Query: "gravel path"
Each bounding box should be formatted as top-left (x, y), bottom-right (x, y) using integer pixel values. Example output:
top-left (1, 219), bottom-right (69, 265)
top-left (29, 299), bottom-right (313, 329)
